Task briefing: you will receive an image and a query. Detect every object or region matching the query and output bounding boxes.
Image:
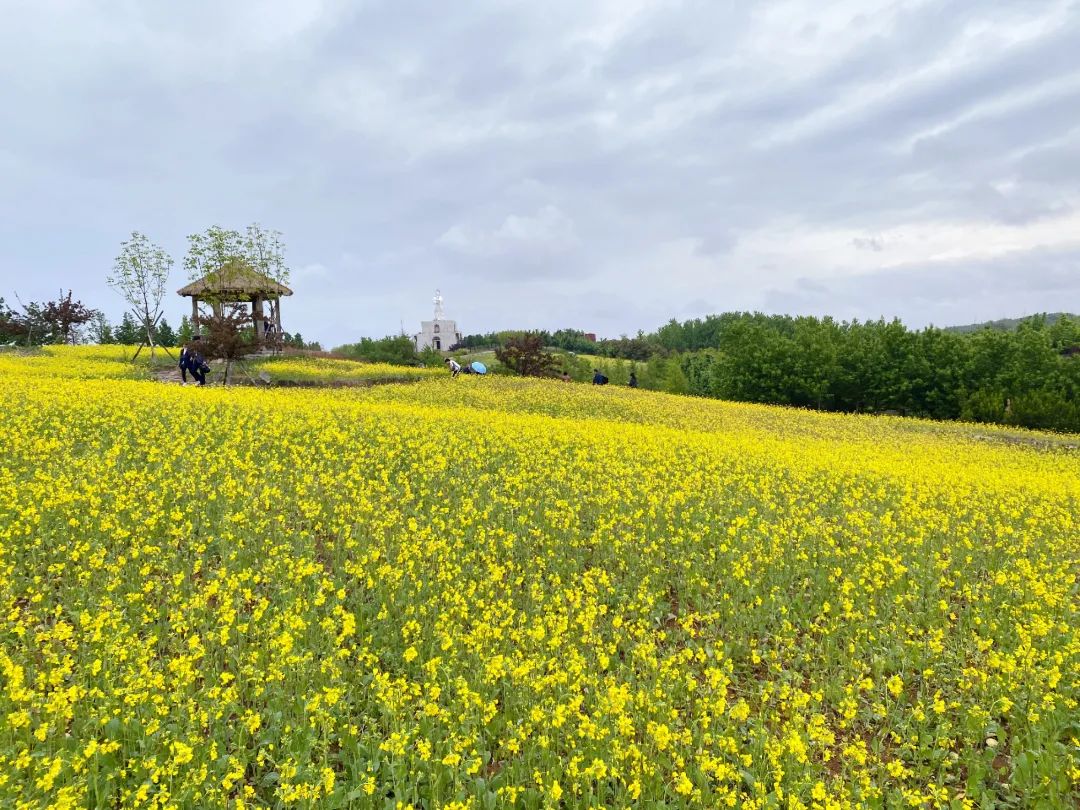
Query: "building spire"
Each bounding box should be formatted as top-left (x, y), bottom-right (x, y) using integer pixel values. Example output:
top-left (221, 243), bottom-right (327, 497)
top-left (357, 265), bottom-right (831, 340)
top-left (433, 288), bottom-right (444, 320)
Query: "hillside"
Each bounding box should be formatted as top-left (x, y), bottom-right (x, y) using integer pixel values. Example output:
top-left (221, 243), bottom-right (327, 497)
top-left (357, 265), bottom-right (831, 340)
top-left (0, 347), bottom-right (1078, 807)
top-left (943, 312), bottom-right (1078, 333)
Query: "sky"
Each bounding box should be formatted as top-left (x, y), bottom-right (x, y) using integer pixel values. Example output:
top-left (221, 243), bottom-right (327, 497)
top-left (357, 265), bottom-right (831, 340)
top-left (2, 0), bottom-right (1079, 347)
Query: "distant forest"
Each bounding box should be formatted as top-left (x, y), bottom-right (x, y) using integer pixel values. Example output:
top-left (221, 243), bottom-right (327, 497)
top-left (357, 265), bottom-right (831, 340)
top-left (944, 312), bottom-right (1078, 334)
top-left (457, 313), bottom-right (1080, 434)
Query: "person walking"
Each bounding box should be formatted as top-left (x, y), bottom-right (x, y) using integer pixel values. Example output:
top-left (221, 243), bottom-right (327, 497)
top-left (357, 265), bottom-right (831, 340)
top-left (629, 372), bottom-right (638, 389)
top-left (181, 336), bottom-right (208, 386)
top-left (178, 341), bottom-right (192, 384)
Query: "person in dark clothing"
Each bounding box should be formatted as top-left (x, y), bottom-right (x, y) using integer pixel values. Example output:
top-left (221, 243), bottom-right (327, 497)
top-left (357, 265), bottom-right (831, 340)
top-left (592, 369), bottom-right (608, 385)
top-left (178, 343), bottom-right (191, 384)
top-left (181, 336), bottom-right (208, 386)
top-left (188, 359), bottom-right (206, 386)
top-left (628, 372), bottom-right (638, 388)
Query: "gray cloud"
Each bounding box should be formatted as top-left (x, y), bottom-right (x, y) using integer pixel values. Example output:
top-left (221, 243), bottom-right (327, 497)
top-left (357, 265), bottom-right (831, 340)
top-left (1, 0), bottom-right (1078, 345)
top-left (852, 236), bottom-right (886, 253)
top-left (762, 245), bottom-right (1080, 326)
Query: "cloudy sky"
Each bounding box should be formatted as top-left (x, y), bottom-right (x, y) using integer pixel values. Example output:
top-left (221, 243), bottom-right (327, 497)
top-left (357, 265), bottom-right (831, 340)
top-left (2, 0), bottom-right (1079, 346)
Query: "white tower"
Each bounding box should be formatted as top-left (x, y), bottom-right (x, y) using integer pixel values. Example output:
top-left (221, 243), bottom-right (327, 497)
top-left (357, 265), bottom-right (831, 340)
top-left (415, 289), bottom-right (462, 352)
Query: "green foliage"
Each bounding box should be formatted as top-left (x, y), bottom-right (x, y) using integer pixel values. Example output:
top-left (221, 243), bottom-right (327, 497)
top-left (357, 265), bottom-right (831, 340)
top-left (593, 333), bottom-right (658, 361)
top-left (665, 314), bottom-right (1080, 433)
top-left (457, 328), bottom-right (602, 354)
top-left (1007, 390), bottom-right (1080, 432)
top-left (553, 353), bottom-right (598, 382)
top-left (0, 297), bottom-right (14, 342)
top-left (177, 315), bottom-right (194, 345)
top-left (455, 333), bottom-right (498, 350)
top-left (282, 333), bottom-right (321, 351)
top-left (184, 226), bottom-right (242, 281)
top-left (109, 231), bottom-right (173, 351)
top-left (335, 335), bottom-right (419, 366)
top-left (88, 313), bottom-right (114, 345)
top-left (549, 329), bottom-right (600, 353)
top-left (960, 390), bottom-right (1006, 424)
top-left (417, 346), bottom-right (444, 367)
top-left (154, 318), bottom-right (177, 348)
top-left (639, 355), bottom-right (689, 394)
top-left (0, 297), bottom-right (43, 345)
top-left (945, 311), bottom-right (1079, 334)
top-left (440, 311), bottom-right (1080, 432)
top-left (242, 223), bottom-right (289, 285)
top-left (184, 224), bottom-right (289, 284)
top-left (114, 313), bottom-right (140, 344)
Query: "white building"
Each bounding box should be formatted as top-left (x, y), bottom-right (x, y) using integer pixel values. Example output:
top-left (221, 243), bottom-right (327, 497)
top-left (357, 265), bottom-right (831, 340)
top-left (414, 290), bottom-right (462, 352)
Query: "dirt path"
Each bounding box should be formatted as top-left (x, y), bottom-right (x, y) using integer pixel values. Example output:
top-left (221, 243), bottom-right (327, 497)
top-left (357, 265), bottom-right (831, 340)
top-left (154, 367), bottom-right (186, 384)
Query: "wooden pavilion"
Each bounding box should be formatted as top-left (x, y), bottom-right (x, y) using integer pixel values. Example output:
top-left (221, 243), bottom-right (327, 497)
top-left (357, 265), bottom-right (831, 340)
top-left (177, 261), bottom-right (293, 344)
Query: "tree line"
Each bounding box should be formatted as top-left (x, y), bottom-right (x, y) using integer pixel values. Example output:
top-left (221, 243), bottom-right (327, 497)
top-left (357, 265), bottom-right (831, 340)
top-left (668, 314), bottom-right (1080, 432)
top-left (0, 290), bottom-right (187, 348)
top-left (1, 291), bottom-right (99, 346)
top-left (1, 303), bottom-right (317, 352)
top-left (461, 314), bottom-right (1080, 433)
top-left (3, 224), bottom-right (319, 352)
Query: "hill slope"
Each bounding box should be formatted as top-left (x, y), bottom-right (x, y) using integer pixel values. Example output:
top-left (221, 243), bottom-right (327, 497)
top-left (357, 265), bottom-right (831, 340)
top-left (1, 348), bottom-right (1078, 807)
top-left (944, 311), bottom-right (1078, 333)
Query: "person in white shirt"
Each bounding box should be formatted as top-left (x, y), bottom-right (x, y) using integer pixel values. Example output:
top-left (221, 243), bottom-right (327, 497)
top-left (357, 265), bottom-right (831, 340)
top-left (445, 358), bottom-right (461, 377)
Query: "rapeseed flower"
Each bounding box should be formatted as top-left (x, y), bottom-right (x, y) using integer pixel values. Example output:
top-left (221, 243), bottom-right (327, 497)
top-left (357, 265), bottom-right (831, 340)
top-left (0, 348), bottom-right (1077, 807)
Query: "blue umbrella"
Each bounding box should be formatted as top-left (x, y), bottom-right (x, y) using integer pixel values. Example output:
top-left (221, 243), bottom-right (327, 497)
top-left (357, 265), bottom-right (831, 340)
top-left (470, 362), bottom-right (487, 375)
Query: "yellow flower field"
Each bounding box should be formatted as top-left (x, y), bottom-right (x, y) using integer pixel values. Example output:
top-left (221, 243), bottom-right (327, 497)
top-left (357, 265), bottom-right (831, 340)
top-left (0, 348), bottom-right (1078, 808)
top-left (245, 357), bottom-right (442, 385)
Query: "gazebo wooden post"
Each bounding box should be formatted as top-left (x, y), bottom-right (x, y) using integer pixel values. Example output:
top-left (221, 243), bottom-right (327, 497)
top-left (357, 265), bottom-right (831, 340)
top-left (252, 295), bottom-right (264, 344)
top-left (191, 295), bottom-right (200, 336)
top-left (274, 296), bottom-right (282, 335)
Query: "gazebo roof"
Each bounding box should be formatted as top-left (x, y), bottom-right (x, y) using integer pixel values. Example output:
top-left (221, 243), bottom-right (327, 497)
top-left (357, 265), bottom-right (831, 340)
top-left (177, 261), bottom-right (293, 299)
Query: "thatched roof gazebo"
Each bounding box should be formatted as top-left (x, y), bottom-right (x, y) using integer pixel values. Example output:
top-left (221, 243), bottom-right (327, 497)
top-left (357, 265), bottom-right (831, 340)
top-left (178, 260), bottom-right (293, 342)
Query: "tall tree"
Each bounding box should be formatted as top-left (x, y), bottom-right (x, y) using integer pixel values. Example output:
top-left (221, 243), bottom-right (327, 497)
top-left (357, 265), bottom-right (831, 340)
top-left (155, 317), bottom-right (177, 347)
top-left (114, 312), bottom-right (140, 344)
top-left (496, 333), bottom-right (557, 377)
top-left (0, 297), bottom-right (17, 343)
top-left (242, 223), bottom-right (289, 284)
top-left (1, 296), bottom-right (46, 345)
top-left (88, 312), bottom-right (114, 345)
top-left (185, 224), bottom-right (289, 284)
top-left (109, 231), bottom-right (174, 360)
top-left (184, 226), bottom-right (244, 281)
top-left (177, 315), bottom-right (194, 344)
